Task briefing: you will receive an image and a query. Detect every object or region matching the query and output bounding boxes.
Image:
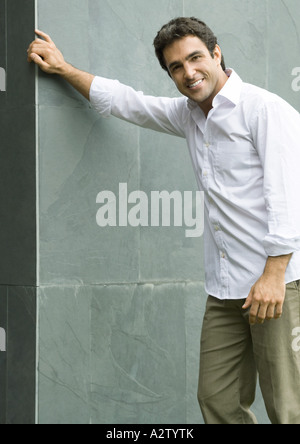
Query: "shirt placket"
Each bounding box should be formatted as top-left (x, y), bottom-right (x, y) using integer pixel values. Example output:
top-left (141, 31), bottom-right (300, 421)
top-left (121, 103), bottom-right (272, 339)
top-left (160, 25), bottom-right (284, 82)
top-left (203, 119), bottom-right (229, 299)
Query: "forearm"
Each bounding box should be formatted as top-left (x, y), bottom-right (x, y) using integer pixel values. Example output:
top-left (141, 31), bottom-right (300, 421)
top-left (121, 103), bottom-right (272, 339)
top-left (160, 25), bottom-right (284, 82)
top-left (263, 254), bottom-right (293, 279)
top-left (58, 63), bottom-right (95, 101)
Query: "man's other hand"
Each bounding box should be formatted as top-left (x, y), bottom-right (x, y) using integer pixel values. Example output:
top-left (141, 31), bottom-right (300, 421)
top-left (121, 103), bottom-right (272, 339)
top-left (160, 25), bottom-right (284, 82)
top-left (242, 255), bottom-right (292, 325)
top-left (242, 274), bottom-right (286, 325)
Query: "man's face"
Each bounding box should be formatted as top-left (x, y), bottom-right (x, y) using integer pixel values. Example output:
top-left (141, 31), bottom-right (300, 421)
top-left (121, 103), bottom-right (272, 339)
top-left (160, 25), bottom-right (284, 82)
top-left (163, 35), bottom-right (227, 114)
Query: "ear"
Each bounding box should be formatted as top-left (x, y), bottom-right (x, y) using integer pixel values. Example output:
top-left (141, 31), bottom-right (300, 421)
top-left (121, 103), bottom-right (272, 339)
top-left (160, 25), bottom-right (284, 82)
top-left (213, 44), bottom-right (223, 67)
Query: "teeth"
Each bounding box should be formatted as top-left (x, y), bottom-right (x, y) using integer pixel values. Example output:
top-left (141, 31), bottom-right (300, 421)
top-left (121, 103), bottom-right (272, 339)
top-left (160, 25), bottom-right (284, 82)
top-left (189, 79), bottom-right (203, 88)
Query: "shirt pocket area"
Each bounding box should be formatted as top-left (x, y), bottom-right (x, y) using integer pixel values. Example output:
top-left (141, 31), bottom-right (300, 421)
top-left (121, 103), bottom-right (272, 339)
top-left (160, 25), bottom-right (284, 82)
top-left (215, 141), bottom-right (256, 188)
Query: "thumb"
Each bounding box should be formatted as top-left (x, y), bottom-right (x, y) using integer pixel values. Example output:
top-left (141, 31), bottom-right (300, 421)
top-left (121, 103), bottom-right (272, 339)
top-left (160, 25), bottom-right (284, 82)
top-left (30, 53), bottom-right (50, 71)
top-left (242, 290), bottom-right (253, 309)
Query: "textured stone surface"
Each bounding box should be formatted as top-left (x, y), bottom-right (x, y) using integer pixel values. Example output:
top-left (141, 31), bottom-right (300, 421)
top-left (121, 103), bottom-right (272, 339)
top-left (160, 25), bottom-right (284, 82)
top-left (37, 282), bottom-right (204, 424)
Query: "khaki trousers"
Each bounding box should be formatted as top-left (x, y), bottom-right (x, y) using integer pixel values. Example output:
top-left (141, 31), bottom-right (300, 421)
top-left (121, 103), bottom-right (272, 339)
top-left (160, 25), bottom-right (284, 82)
top-left (198, 281), bottom-right (300, 424)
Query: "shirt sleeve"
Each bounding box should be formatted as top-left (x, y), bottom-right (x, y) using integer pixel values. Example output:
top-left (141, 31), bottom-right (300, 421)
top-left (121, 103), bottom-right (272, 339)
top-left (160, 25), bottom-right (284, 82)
top-left (252, 98), bottom-right (300, 256)
top-left (89, 76), bottom-right (186, 138)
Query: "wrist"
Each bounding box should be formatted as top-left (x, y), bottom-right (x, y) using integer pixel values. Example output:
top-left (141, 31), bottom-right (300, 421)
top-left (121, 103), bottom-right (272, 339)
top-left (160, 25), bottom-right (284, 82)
top-left (57, 61), bottom-right (73, 78)
top-left (263, 254), bottom-right (292, 280)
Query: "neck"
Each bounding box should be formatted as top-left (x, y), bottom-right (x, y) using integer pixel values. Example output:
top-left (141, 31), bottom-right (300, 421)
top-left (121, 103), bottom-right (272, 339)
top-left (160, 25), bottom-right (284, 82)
top-left (199, 70), bottom-right (229, 118)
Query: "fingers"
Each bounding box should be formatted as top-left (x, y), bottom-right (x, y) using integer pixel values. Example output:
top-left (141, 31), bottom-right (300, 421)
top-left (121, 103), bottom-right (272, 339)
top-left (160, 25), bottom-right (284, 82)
top-left (247, 300), bottom-right (283, 325)
top-left (249, 301), bottom-right (261, 325)
top-left (243, 290), bottom-right (261, 325)
top-left (27, 29), bottom-right (54, 58)
top-left (27, 30), bottom-right (58, 72)
top-left (27, 45), bottom-right (47, 65)
top-left (29, 53), bottom-right (49, 71)
top-left (35, 29), bottom-right (53, 43)
top-left (266, 303), bottom-right (276, 320)
top-left (255, 303), bottom-right (269, 324)
top-left (243, 291), bottom-right (264, 325)
top-left (243, 287), bottom-right (284, 325)
top-left (242, 294), bottom-right (252, 310)
top-left (274, 303), bottom-right (283, 319)
top-left (27, 40), bottom-right (46, 61)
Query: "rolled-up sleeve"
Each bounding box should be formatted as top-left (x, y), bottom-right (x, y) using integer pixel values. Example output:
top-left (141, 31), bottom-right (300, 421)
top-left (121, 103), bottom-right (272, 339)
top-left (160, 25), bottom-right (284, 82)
top-left (253, 99), bottom-right (300, 256)
top-left (89, 76), bottom-right (115, 118)
top-left (89, 76), bottom-right (186, 138)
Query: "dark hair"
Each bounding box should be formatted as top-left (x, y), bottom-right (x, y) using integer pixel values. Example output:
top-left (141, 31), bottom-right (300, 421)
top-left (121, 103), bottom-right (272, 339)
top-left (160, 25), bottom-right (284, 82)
top-left (153, 17), bottom-right (226, 75)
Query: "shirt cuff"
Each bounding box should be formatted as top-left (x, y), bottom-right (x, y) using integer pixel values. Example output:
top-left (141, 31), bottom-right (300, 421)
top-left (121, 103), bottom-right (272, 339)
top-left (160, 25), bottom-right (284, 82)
top-left (263, 234), bottom-right (300, 256)
top-left (89, 76), bottom-right (119, 117)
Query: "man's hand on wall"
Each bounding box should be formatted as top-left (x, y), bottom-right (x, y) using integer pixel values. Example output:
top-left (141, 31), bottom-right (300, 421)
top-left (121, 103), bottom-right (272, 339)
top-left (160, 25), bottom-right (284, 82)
top-left (27, 29), bottom-right (95, 101)
top-left (27, 29), bottom-right (67, 75)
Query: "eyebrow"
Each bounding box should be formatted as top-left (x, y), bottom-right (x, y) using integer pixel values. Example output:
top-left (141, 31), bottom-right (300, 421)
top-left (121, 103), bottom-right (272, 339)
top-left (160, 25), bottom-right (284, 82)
top-left (168, 50), bottom-right (205, 72)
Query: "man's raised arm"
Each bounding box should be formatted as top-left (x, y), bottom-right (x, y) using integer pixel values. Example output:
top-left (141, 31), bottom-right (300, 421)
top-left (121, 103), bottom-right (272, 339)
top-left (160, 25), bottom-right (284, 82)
top-left (27, 29), bottom-right (186, 138)
top-left (27, 30), bottom-right (95, 101)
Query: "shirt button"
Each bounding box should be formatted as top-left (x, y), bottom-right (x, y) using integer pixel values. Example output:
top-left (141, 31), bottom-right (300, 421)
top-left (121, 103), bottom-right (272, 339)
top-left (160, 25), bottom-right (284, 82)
top-left (221, 252), bottom-right (226, 259)
top-left (203, 171), bottom-right (208, 177)
top-left (205, 142), bottom-right (210, 148)
top-left (214, 225), bottom-right (220, 232)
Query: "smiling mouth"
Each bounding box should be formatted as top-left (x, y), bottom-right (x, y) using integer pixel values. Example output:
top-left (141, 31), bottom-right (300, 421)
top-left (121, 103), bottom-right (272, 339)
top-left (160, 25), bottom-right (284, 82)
top-left (188, 78), bottom-right (204, 89)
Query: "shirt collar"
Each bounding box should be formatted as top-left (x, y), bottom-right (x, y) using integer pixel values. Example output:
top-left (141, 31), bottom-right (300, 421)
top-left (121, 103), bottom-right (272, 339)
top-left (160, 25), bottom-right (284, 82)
top-left (214, 68), bottom-right (242, 107)
top-left (187, 68), bottom-right (243, 111)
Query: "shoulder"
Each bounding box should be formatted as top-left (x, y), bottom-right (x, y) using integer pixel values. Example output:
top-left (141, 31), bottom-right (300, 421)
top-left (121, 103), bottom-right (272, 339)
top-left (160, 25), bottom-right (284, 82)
top-left (240, 81), bottom-right (300, 121)
top-left (242, 82), bottom-right (285, 105)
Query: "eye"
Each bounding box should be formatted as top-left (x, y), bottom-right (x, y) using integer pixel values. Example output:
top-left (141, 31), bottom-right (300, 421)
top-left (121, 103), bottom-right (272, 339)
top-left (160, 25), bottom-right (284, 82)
top-left (192, 55), bottom-right (201, 61)
top-left (172, 65), bottom-right (181, 73)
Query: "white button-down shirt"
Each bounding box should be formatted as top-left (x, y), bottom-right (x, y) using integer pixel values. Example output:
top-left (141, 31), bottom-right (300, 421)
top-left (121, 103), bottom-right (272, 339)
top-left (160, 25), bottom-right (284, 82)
top-left (90, 69), bottom-right (300, 300)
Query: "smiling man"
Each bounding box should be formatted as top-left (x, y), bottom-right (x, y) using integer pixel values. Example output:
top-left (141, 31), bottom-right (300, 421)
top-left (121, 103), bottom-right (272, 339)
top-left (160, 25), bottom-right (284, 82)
top-left (27, 17), bottom-right (300, 424)
top-left (162, 36), bottom-right (228, 116)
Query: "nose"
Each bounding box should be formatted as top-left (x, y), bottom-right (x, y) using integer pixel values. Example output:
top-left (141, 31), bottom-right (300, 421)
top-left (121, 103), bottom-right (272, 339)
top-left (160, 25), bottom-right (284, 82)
top-left (183, 62), bottom-right (196, 80)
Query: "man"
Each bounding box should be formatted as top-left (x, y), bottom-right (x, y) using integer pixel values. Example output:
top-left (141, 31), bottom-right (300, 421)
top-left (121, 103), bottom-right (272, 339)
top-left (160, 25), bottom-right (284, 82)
top-left (27, 17), bottom-right (300, 424)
